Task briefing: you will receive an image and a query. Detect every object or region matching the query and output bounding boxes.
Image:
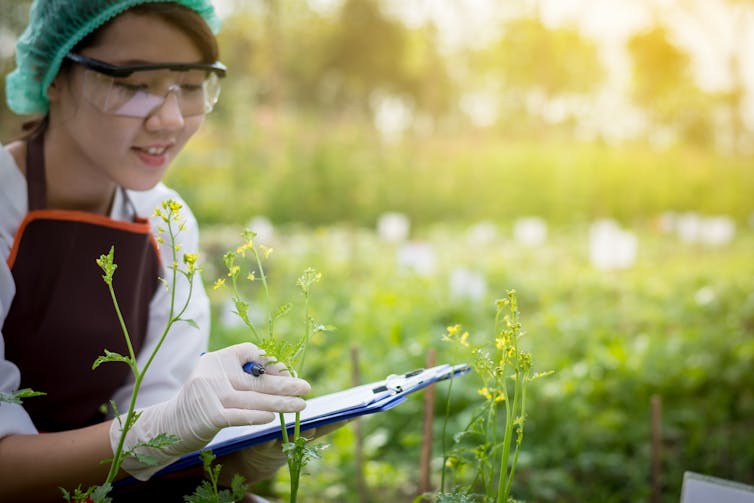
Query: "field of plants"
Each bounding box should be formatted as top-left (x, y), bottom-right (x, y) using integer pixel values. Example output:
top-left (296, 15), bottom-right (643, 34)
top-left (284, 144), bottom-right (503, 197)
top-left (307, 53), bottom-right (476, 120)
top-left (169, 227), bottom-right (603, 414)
top-left (1, 2), bottom-right (753, 501)
top-left (170, 122), bottom-right (754, 502)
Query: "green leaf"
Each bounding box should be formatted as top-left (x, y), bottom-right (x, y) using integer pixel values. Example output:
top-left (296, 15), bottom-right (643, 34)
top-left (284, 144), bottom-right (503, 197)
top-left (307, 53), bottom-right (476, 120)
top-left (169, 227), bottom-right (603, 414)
top-left (95, 246), bottom-right (117, 284)
top-left (59, 483), bottom-right (112, 503)
top-left (229, 474), bottom-right (249, 500)
top-left (140, 432), bottom-right (180, 450)
top-left (183, 482), bottom-right (216, 503)
top-left (529, 370), bottom-right (555, 381)
top-left (92, 350), bottom-right (132, 370)
top-left (233, 298), bottom-right (249, 316)
top-left (132, 451), bottom-right (159, 466)
top-left (0, 388), bottom-right (45, 405)
top-left (125, 433), bottom-right (179, 466)
top-left (273, 302), bottom-right (293, 321)
top-left (181, 318), bottom-right (200, 329)
top-left (90, 484), bottom-right (113, 503)
top-left (184, 451), bottom-right (249, 503)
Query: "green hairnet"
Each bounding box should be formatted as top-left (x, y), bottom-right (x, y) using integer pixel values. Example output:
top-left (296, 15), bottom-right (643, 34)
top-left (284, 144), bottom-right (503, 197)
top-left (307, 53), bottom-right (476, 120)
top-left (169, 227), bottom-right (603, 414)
top-left (5, 0), bottom-right (222, 115)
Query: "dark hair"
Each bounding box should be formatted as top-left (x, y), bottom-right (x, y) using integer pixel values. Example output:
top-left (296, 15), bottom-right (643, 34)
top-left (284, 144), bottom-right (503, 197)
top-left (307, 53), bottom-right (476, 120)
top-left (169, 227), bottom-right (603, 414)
top-left (78, 2), bottom-right (219, 62)
top-left (22, 2), bottom-right (219, 138)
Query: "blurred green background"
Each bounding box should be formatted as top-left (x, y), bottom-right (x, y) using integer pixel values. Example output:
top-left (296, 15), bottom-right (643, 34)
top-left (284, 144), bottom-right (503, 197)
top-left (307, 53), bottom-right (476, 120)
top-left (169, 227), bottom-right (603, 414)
top-left (2, 0), bottom-right (754, 501)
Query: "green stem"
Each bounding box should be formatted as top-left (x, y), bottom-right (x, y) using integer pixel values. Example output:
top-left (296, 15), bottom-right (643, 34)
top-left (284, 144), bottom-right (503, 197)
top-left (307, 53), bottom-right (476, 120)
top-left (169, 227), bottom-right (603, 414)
top-left (505, 378), bottom-right (527, 497)
top-left (253, 249), bottom-right (274, 338)
top-left (496, 385), bottom-right (514, 502)
top-left (231, 273), bottom-right (261, 342)
top-left (104, 280), bottom-right (136, 483)
top-left (294, 411), bottom-right (301, 439)
top-left (289, 460), bottom-right (300, 503)
top-left (440, 376), bottom-right (455, 494)
top-left (174, 274), bottom-right (195, 322)
top-left (498, 350), bottom-right (521, 501)
top-left (105, 216), bottom-right (188, 484)
top-left (297, 292), bottom-right (311, 374)
top-left (279, 412), bottom-right (289, 444)
top-left (288, 411), bottom-right (303, 503)
top-left (106, 282), bottom-right (136, 362)
top-left (484, 398), bottom-right (496, 495)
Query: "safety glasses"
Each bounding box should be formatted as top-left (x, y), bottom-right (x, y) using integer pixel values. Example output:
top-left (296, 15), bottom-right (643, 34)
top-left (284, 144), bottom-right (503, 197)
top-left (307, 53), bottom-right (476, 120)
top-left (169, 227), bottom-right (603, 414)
top-left (65, 53), bottom-right (227, 118)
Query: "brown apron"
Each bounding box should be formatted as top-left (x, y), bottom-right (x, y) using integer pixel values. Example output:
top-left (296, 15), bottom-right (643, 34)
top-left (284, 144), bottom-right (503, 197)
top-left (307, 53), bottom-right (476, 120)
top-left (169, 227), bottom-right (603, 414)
top-left (3, 132), bottom-right (161, 432)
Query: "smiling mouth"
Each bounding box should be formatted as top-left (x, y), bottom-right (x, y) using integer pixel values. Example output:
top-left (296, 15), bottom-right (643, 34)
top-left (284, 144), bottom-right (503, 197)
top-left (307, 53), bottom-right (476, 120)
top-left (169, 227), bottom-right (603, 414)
top-left (135, 145), bottom-right (169, 155)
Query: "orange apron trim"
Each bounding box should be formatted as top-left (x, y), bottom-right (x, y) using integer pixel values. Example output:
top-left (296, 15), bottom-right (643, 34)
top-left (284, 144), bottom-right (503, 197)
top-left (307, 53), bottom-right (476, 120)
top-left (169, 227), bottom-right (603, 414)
top-left (7, 209), bottom-right (160, 269)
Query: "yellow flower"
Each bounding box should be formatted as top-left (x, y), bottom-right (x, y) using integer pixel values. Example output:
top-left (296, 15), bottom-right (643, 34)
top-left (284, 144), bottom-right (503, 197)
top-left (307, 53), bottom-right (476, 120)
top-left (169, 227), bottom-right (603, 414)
top-left (478, 387), bottom-right (505, 403)
top-left (213, 278), bottom-right (226, 290)
top-left (236, 241), bottom-right (253, 256)
top-left (260, 245), bottom-right (273, 259)
top-left (227, 265), bottom-right (240, 277)
top-left (460, 331), bottom-right (470, 347)
top-left (247, 271), bottom-right (256, 282)
top-left (183, 253), bottom-right (198, 274)
top-left (168, 200), bottom-right (182, 213)
top-left (447, 324), bottom-right (461, 337)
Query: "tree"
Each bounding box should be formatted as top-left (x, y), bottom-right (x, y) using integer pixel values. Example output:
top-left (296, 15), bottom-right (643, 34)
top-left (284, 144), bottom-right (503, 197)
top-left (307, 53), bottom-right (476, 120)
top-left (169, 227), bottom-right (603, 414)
top-left (661, 0), bottom-right (754, 152)
top-left (627, 25), bottom-right (716, 146)
top-left (467, 16), bottom-right (604, 133)
top-left (497, 17), bottom-right (603, 99)
top-left (321, 0), bottom-right (410, 114)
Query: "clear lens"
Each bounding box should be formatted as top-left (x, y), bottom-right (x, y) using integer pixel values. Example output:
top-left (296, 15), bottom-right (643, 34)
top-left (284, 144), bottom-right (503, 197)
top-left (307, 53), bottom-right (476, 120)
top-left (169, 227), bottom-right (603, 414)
top-left (81, 68), bottom-right (221, 118)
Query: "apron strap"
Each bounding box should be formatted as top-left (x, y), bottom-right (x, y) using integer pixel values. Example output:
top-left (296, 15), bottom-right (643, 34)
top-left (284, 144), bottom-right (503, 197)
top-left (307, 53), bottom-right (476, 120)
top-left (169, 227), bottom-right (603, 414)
top-left (25, 131), bottom-right (47, 211)
top-left (24, 133), bottom-right (130, 218)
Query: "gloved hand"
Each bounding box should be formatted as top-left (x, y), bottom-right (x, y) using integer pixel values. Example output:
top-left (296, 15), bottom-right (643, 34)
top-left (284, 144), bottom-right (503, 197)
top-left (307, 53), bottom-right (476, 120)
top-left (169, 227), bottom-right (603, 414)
top-left (110, 343), bottom-right (311, 480)
top-left (218, 419), bottom-right (352, 486)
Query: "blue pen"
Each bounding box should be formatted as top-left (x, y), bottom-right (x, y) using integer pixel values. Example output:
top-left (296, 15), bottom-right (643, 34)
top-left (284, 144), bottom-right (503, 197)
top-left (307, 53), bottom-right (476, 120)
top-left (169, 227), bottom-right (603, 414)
top-left (243, 361), bottom-right (266, 377)
top-left (201, 352), bottom-right (266, 377)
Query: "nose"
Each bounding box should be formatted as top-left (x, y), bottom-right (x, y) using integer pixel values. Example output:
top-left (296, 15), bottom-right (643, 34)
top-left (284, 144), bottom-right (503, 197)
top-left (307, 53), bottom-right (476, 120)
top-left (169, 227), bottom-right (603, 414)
top-left (145, 86), bottom-right (184, 130)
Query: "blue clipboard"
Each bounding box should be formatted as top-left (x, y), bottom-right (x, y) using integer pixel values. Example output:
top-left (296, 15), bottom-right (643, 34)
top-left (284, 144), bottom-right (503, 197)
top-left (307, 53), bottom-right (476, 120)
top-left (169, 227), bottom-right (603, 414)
top-left (150, 362), bottom-right (470, 478)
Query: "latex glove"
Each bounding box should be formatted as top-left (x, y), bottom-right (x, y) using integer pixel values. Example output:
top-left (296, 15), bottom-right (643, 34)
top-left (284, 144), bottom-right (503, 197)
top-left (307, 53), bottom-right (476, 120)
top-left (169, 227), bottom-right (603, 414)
top-left (110, 343), bottom-right (311, 480)
top-left (218, 419), bottom-right (352, 486)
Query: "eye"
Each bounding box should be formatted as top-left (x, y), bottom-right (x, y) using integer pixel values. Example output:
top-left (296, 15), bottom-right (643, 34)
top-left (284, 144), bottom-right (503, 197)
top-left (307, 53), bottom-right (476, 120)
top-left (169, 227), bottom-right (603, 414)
top-left (180, 83), bottom-right (205, 96)
top-left (113, 80), bottom-right (149, 93)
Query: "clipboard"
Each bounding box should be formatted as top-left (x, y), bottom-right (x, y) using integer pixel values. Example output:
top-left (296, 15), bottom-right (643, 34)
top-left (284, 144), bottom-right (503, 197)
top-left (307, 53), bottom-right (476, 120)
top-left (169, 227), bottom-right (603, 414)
top-left (681, 471), bottom-right (754, 503)
top-left (151, 362), bottom-right (470, 478)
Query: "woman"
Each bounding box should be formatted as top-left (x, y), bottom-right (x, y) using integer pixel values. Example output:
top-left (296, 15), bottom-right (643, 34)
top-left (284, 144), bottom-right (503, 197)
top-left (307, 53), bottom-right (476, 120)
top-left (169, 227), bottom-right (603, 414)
top-left (0, 1), bottom-right (307, 501)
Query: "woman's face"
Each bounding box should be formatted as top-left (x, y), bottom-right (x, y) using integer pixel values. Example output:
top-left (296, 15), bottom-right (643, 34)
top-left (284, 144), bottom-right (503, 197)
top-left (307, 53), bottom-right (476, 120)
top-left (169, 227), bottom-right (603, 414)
top-left (49, 11), bottom-right (206, 192)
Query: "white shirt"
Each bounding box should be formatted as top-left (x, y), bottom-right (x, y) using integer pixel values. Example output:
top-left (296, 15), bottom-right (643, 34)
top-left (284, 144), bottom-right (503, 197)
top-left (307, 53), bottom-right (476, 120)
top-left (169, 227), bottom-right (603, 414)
top-left (0, 144), bottom-right (210, 437)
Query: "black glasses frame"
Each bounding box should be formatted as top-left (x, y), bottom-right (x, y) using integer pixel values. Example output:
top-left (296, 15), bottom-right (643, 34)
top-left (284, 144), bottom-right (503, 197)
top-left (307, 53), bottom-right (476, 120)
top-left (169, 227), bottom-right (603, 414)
top-left (65, 52), bottom-right (227, 78)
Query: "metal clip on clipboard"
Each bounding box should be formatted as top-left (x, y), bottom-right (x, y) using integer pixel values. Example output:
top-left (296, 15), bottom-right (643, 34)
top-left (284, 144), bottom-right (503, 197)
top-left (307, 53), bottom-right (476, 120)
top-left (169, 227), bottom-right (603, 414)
top-left (372, 368), bottom-right (427, 394)
top-left (372, 364), bottom-right (470, 395)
